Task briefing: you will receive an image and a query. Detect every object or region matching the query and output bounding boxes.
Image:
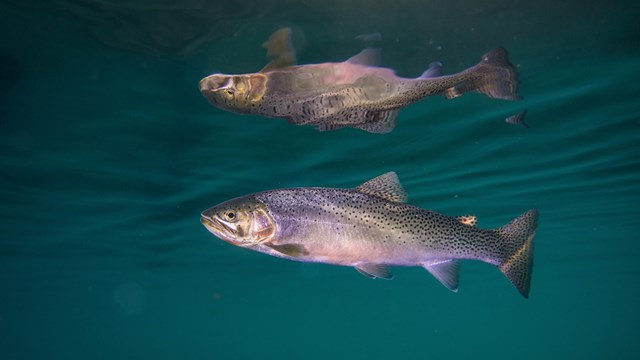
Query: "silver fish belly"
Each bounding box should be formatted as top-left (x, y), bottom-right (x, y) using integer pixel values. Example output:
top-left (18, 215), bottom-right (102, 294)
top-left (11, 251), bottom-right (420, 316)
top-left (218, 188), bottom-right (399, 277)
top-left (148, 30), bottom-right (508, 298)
top-left (199, 27), bottom-right (521, 133)
top-left (201, 172), bottom-right (538, 298)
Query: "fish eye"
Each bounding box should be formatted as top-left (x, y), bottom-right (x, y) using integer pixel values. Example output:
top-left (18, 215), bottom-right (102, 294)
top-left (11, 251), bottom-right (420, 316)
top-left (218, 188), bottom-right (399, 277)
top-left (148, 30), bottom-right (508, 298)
top-left (222, 89), bottom-right (235, 99)
top-left (222, 210), bottom-right (237, 222)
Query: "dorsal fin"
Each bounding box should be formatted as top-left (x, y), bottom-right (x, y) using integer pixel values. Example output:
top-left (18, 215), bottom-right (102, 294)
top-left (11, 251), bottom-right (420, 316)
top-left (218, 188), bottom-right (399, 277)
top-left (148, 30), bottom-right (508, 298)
top-left (457, 215), bottom-right (477, 227)
top-left (355, 172), bottom-right (407, 203)
top-left (261, 27), bottom-right (297, 72)
top-left (346, 48), bottom-right (380, 66)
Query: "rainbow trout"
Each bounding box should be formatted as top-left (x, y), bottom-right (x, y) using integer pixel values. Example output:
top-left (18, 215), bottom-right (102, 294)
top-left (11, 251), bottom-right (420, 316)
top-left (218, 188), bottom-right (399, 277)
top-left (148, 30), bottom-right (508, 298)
top-left (199, 28), bottom-right (521, 133)
top-left (201, 172), bottom-right (538, 298)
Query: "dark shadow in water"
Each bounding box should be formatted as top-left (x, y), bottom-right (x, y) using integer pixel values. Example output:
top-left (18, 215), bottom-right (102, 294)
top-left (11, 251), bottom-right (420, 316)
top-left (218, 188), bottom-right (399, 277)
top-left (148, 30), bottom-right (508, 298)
top-left (0, 50), bottom-right (21, 120)
top-left (5, 0), bottom-right (273, 57)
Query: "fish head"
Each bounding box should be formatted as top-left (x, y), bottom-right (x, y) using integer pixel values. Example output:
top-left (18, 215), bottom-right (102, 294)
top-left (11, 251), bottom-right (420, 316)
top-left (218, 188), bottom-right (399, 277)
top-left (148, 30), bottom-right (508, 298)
top-left (199, 73), bottom-right (267, 112)
top-left (200, 196), bottom-right (275, 247)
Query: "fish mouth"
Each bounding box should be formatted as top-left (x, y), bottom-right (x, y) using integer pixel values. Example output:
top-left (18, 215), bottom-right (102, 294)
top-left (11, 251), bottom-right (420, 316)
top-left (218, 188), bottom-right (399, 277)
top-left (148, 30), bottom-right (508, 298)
top-left (200, 215), bottom-right (240, 245)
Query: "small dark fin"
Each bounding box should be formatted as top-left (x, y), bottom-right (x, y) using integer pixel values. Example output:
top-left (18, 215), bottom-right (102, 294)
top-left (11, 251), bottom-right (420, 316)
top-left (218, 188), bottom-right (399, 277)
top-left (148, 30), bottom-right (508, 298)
top-left (355, 263), bottom-right (393, 279)
top-left (505, 110), bottom-right (530, 129)
top-left (316, 123), bottom-right (347, 132)
top-left (265, 243), bottom-right (308, 258)
top-left (444, 47), bottom-right (521, 101)
top-left (456, 215), bottom-right (477, 227)
top-left (261, 27), bottom-right (297, 72)
top-left (495, 209), bottom-right (538, 298)
top-left (353, 109), bottom-right (399, 133)
top-left (422, 260), bottom-right (460, 292)
top-left (356, 172), bottom-right (408, 203)
top-left (420, 61), bottom-right (442, 78)
top-left (355, 32), bottom-right (383, 43)
top-left (346, 48), bottom-right (381, 66)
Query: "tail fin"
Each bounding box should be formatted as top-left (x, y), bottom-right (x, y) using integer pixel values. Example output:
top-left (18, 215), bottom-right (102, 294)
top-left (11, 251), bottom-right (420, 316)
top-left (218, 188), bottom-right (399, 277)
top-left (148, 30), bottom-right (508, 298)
top-left (494, 209), bottom-right (538, 298)
top-left (444, 47), bottom-right (522, 101)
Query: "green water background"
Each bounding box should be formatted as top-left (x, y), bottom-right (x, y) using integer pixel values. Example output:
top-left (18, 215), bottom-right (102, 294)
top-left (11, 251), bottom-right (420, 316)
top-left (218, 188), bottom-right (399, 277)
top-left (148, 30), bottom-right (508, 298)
top-left (1, 1), bottom-right (639, 359)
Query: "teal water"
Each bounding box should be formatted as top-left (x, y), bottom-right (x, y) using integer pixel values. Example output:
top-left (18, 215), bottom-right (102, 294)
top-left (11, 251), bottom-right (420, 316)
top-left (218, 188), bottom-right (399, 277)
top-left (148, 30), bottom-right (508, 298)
top-left (1, 1), bottom-right (639, 359)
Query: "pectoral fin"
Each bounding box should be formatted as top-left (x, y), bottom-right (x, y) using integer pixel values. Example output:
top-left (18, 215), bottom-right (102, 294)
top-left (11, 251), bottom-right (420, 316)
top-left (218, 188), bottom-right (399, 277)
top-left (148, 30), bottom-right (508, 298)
top-left (422, 260), bottom-right (460, 292)
top-left (354, 263), bottom-right (393, 279)
top-left (353, 110), bottom-right (399, 134)
top-left (316, 123), bottom-right (347, 132)
top-left (264, 243), bottom-right (308, 258)
top-left (310, 109), bottom-right (398, 133)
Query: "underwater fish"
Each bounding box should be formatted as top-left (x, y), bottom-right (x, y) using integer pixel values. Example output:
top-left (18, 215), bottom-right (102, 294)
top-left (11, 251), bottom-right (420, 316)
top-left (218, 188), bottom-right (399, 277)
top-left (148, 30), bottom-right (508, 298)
top-left (505, 109), bottom-right (530, 128)
top-left (201, 172), bottom-right (538, 298)
top-left (199, 27), bottom-right (521, 133)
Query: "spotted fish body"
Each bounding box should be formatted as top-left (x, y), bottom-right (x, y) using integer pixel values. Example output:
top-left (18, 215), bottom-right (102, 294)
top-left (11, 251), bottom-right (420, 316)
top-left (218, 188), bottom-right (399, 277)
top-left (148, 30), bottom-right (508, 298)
top-left (199, 28), bottom-right (521, 133)
top-left (201, 172), bottom-right (538, 298)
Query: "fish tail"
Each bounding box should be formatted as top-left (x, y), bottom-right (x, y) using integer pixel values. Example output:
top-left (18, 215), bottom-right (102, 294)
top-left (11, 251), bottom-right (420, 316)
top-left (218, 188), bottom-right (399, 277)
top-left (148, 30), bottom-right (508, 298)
top-left (444, 47), bottom-right (522, 101)
top-left (494, 209), bottom-right (538, 298)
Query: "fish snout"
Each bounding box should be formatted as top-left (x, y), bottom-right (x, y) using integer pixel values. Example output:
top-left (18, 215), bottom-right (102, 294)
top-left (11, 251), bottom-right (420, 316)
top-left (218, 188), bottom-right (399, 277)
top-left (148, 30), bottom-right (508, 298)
top-left (200, 74), bottom-right (240, 109)
top-left (200, 210), bottom-right (210, 220)
top-left (199, 74), bottom-right (230, 93)
top-left (200, 212), bottom-right (213, 227)
top-left (200, 77), bottom-right (217, 106)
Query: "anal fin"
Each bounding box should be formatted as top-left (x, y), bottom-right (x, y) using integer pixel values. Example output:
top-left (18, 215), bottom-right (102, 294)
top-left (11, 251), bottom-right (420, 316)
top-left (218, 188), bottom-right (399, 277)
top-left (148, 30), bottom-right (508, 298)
top-left (355, 263), bottom-right (393, 280)
top-left (422, 260), bottom-right (460, 292)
